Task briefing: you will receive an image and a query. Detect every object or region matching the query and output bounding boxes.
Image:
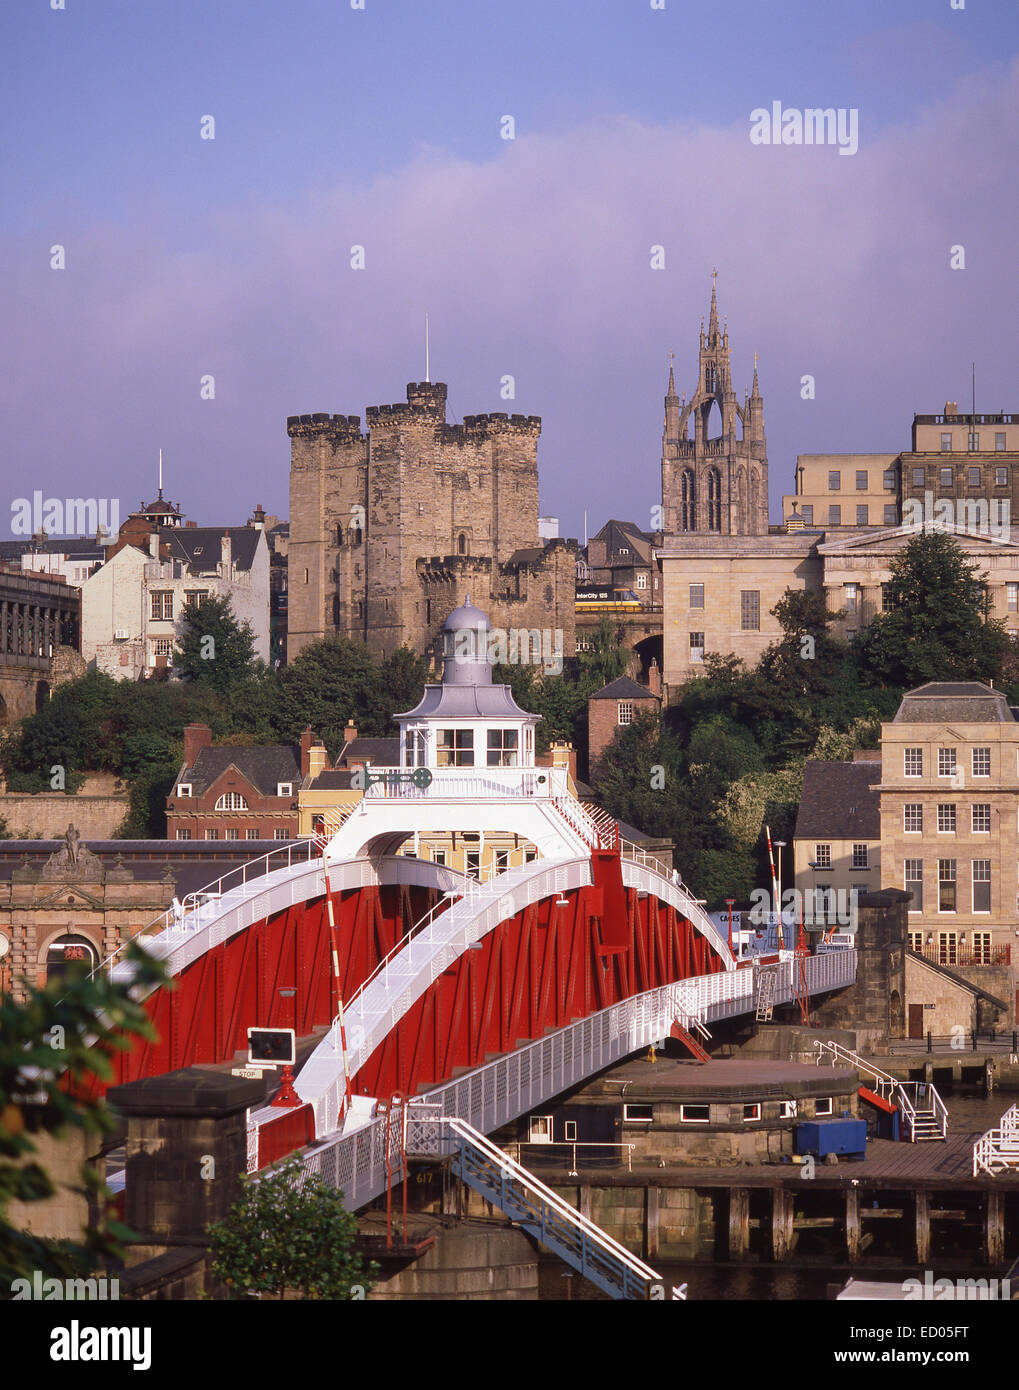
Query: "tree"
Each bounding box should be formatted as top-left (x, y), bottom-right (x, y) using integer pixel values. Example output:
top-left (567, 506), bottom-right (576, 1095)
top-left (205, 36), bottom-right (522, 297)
top-left (856, 530), bottom-right (1009, 688)
top-left (0, 943), bottom-right (167, 1286)
top-left (208, 1156), bottom-right (377, 1300)
top-left (273, 637), bottom-right (393, 751)
top-left (176, 594), bottom-right (260, 695)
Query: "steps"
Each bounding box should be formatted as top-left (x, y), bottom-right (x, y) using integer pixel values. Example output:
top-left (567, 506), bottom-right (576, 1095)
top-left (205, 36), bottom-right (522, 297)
top-left (670, 1022), bottom-right (710, 1062)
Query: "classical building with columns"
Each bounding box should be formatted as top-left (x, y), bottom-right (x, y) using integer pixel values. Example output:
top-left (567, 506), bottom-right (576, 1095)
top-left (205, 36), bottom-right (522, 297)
top-left (0, 564), bottom-right (81, 724)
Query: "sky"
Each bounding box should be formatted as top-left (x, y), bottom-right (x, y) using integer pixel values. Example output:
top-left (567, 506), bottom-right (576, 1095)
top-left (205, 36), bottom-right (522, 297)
top-left (2, 0), bottom-right (1018, 543)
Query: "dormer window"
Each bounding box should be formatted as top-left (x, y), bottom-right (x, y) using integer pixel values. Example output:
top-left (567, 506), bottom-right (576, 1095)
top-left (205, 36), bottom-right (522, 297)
top-left (177, 783), bottom-right (192, 797)
top-left (276, 782), bottom-right (293, 797)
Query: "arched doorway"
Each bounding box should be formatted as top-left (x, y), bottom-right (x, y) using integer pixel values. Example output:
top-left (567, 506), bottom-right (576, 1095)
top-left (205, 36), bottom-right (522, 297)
top-left (45, 932), bottom-right (99, 983)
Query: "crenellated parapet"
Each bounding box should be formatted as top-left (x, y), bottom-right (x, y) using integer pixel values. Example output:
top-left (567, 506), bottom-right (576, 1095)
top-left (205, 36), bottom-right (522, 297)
top-left (286, 413), bottom-right (362, 440)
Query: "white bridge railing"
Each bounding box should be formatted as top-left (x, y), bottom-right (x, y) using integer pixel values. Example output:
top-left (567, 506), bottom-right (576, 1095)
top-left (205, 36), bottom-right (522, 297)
top-left (973, 1103), bottom-right (1019, 1176)
top-left (814, 1039), bottom-right (948, 1142)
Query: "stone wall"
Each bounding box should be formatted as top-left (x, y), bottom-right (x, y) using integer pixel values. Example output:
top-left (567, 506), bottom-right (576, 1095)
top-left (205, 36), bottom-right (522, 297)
top-left (6, 1127), bottom-right (91, 1243)
top-left (0, 774), bottom-right (129, 839)
top-left (809, 890), bottom-right (909, 1052)
top-left (904, 954), bottom-right (978, 1036)
top-left (369, 1220), bottom-right (538, 1300)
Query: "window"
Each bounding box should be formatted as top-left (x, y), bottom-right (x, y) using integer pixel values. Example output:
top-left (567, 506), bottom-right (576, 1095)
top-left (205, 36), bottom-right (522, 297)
top-left (690, 632), bottom-right (705, 663)
top-left (225, 829), bottom-right (240, 841)
top-left (845, 583), bottom-right (858, 614)
top-left (274, 829), bottom-right (289, 842)
top-left (941, 433), bottom-right (952, 452)
top-left (679, 1104), bottom-right (710, 1124)
top-left (205, 829), bottom-right (219, 841)
top-left (938, 859), bottom-right (957, 911)
top-left (432, 850), bottom-right (447, 867)
top-left (940, 467), bottom-right (953, 487)
top-left (529, 1116), bottom-right (553, 1144)
top-left (779, 1100), bottom-right (797, 1119)
top-left (996, 466), bottom-right (1008, 486)
top-left (153, 638), bottom-right (174, 662)
top-left (1009, 583), bottom-right (1018, 613)
top-left (740, 590), bottom-right (760, 631)
top-left (884, 504), bottom-right (897, 525)
top-left (938, 748), bottom-right (956, 777)
top-left (487, 729), bottom-right (519, 766)
top-left (623, 1103), bottom-right (654, 1122)
top-left (215, 792), bottom-right (249, 810)
top-left (995, 434), bottom-right (1007, 453)
top-left (828, 470), bottom-right (841, 491)
top-left (828, 504), bottom-right (841, 525)
top-left (973, 747), bottom-right (991, 776)
top-left (972, 860), bottom-right (991, 912)
top-left (814, 843), bottom-right (831, 868)
top-left (465, 851), bottom-right (481, 878)
top-left (971, 931), bottom-right (992, 964)
top-left (150, 591), bottom-right (173, 621)
top-left (937, 804), bottom-right (956, 833)
top-left (636, 572), bottom-right (648, 589)
top-left (881, 585), bottom-right (893, 611)
top-left (175, 828), bottom-right (192, 840)
top-left (437, 729), bottom-right (474, 767)
top-left (525, 849), bottom-right (538, 863)
top-left (855, 470), bottom-right (867, 491)
top-left (177, 783), bottom-right (192, 798)
top-left (494, 849), bottom-right (509, 871)
top-left (968, 467), bottom-right (981, 487)
top-left (852, 843), bottom-right (869, 869)
top-left (904, 748), bottom-right (923, 777)
top-left (883, 470), bottom-right (896, 490)
top-left (276, 782), bottom-right (293, 797)
top-left (563, 1120), bottom-right (578, 1142)
top-left (246, 828), bottom-right (259, 840)
top-left (912, 467), bottom-right (925, 487)
top-left (689, 583), bottom-right (704, 609)
top-left (815, 1098), bottom-right (833, 1117)
top-left (905, 859), bottom-right (923, 912)
top-left (801, 504), bottom-right (813, 523)
top-left (968, 432), bottom-right (980, 451)
top-left (972, 804), bottom-right (991, 833)
top-left (618, 702), bottom-right (633, 725)
top-left (904, 804), bottom-right (923, 833)
top-left (184, 590), bottom-right (208, 607)
top-left (938, 931), bottom-right (958, 965)
top-left (908, 931), bottom-right (924, 953)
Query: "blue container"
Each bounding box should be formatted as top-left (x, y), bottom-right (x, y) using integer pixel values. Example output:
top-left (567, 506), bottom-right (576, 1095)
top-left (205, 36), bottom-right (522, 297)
top-left (795, 1118), bottom-right (867, 1160)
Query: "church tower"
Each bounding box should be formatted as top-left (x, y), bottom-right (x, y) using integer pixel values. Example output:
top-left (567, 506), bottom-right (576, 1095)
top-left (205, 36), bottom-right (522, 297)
top-left (661, 273), bottom-right (769, 537)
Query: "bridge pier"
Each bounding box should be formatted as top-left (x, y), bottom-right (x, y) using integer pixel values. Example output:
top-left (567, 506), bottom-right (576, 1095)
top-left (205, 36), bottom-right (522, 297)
top-left (728, 1187), bottom-right (750, 1261)
top-left (771, 1188), bottom-right (794, 1261)
top-left (646, 1186), bottom-right (660, 1262)
top-left (915, 1189), bottom-right (930, 1265)
top-left (845, 1187), bottom-right (860, 1264)
top-left (986, 1191), bottom-right (1005, 1266)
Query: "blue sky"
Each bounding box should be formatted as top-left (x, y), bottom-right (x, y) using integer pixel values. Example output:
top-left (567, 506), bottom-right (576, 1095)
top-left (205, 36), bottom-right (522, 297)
top-left (2, 0), bottom-right (1018, 539)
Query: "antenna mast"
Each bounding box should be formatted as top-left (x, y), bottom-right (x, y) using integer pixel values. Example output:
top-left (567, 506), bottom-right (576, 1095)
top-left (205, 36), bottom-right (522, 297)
top-left (158, 447), bottom-right (163, 500)
top-left (425, 314), bottom-right (430, 383)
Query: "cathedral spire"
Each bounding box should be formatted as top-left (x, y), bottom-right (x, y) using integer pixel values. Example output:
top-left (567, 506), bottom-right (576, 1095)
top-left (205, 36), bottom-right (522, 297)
top-left (752, 350), bottom-right (761, 398)
top-left (708, 267), bottom-right (720, 345)
top-left (666, 352), bottom-right (677, 400)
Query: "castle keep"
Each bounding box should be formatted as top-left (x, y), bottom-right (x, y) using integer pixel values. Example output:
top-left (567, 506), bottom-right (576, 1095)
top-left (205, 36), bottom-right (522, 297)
top-left (287, 382), bottom-right (575, 662)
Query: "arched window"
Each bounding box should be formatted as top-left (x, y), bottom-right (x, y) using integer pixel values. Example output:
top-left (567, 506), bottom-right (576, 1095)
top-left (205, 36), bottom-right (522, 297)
top-left (336, 524), bottom-right (344, 546)
top-left (708, 468), bottom-right (722, 532)
top-left (46, 933), bottom-right (98, 983)
top-left (705, 363), bottom-right (717, 393)
top-left (681, 470), bottom-right (696, 531)
top-left (351, 525), bottom-right (363, 547)
top-left (215, 792), bottom-right (249, 810)
top-left (749, 470), bottom-right (760, 527)
top-left (458, 533), bottom-right (467, 555)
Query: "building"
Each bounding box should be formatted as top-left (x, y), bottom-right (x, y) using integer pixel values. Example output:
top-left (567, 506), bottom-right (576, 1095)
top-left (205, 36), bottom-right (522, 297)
top-left (0, 563), bottom-right (82, 725)
top-left (0, 535), bottom-right (106, 589)
top-left (576, 518), bottom-right (664, 674)
top-left (587, 675), bottom-right (662, 776)
top-left (783, 454), bottom-right (901, 530)
top-left (82, 522), bottom-right (270, 677)
top-left (792, 754), bottom-right (883, 916)
top-left (286, 380), bottom-right (576, 665)
top-left (900, 404), bottom-right (1019, 526)
top-left (661, 273), bottom-right (768, 540)
top-left (166, 725), bottom-right (301, 842)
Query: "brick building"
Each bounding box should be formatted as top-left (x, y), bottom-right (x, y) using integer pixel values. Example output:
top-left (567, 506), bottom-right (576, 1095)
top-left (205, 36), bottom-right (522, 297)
top-left (587, 675), bottom-right (661, 777)
top-left (286, 380), bottom-right (575, 664)
top-left (166, 725), bottom-right (301, 841)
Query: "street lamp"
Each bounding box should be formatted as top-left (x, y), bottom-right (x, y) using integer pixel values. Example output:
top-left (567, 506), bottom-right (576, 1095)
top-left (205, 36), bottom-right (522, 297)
top-left (725, 898), bottom-right (736, 959)
top-left (774, 841), bottom-right (786, 948)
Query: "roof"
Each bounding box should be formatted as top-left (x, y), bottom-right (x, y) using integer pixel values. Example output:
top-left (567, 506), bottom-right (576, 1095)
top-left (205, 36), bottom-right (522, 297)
top-left (0, 538), bottom-right (105, 560)
top-left (398, 684), bottom-right (537, 720)
top-left (180, 745), bottom-right (300, 797)
top-left (893, 682), bottom-right (1014, 724)
top-left (589, 676), bottom-right (658, 702)
top-left (307, 769), bottom-right (358, 790)
top-left (337, 738), bottom-right (400, 767)
top-left (795, 760), bottom-right (882, 841)
top-left (506, 546), bottom-right (547, 566)
top-left (164, 527), bottom-right (262, 573)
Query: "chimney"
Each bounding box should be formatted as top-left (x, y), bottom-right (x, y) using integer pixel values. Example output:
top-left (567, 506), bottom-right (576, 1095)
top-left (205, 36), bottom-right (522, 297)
top-left (300, 726), bottom-right (314, 778)
top-left (945, 401), bottom-right (958, 415)
top-left (343, 719), bottom-right (358, 747)
top-left (182, 723), bottom-right (213, 768)
top-left (307, 741), bottom-right (328, 780)
top-left (220, 530), bottom-right (232, 573)
top-left (149, 531), bottom-right (160, 559)
top-left (648, 659), bottom-right (662, 699)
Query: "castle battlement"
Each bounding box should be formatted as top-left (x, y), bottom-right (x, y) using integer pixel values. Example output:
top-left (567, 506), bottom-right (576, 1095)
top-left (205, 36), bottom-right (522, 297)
top-left (286, 413), bottom-right (362, 439)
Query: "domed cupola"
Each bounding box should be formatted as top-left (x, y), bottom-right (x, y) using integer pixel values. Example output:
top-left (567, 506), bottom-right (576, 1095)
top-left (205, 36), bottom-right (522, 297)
top-left (441, 595), bottom-right (491, 686)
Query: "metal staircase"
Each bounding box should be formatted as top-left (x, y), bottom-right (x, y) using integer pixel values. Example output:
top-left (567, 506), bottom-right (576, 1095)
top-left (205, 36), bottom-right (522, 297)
top-left (407, 1114), bottom-right (660, 1301)
top-left (973, 1102), bottom-right (1019, 1176)
top-left (670, 1021), bottom-right (711, 1062)
top-left (814, 1040), bottom-right (948, 1142)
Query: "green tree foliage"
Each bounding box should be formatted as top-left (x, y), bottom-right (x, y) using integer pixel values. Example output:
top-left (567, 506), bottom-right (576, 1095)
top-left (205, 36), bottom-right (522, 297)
top-left (0, 943), bottom-right (167, 1287)
top-left (208, 1156), bottom-right (377, 1300)
top-left (175, 594), bottom-right (260, 695)
top-left (856, 530), bottom-right (1009, 688)
top-left (273, 638), bottom-right (427, 752)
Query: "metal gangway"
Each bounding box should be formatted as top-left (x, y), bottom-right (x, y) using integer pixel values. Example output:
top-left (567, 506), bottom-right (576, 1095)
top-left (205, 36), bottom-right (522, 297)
top-left (814, 1040), bottom-right (948, 1142)
top-left (973, 1102), bottom-right (1019, 1176)
top-left (407, 1112), bottom-right (660, 1301)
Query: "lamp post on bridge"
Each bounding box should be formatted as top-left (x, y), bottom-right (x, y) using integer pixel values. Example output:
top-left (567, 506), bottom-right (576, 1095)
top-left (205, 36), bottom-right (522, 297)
top-left (725, 898), bottom-right (736, 960)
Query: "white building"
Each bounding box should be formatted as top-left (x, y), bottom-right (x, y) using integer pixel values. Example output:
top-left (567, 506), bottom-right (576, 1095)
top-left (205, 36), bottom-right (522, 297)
top-left (81, 526), bottom-right (270, 678)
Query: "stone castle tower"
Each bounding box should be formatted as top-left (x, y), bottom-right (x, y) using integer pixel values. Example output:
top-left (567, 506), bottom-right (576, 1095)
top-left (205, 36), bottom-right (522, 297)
top-left (661, 274), bottom-right (769, 537)
top-left (287, 382), bottom-right (575, 662)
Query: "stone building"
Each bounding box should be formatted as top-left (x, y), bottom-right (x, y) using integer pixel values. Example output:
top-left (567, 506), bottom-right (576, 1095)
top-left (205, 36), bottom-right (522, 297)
top-left (286, 380), bottom-right (575, 664)
top-left (900, 405), bottom-right (1019, 524)
top-left (0, 563), bottom-right (81, 725)
top-left (783, 454), bottom-right (901, 530)
top-left (661, 273), bottom-right (768, 540)
top-left (792, 754), bottom-right (883, 913)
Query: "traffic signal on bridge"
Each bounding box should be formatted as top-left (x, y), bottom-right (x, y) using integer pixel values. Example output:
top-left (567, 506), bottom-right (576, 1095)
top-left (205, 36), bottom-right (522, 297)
top-left (247, 1027), bottom-right (296, 1068)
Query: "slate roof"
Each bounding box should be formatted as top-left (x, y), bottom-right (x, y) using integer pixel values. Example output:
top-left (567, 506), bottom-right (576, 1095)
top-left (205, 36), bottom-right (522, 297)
top-left (893, 682), bottom-right (1014, 724)
top-left (337, 738), bottom-right (400, 766)
top-left (795, 760), bottom-right (882, 841)
top-left (164, 527), bottom-right (261, 572)
top-left (591, 519), bottom-right (655, 562)
top-left (589, 676), bottom-right (658, 702)
top-left (307, 769), bottom-right (357, 790)
top-left (178, 745), bottom-right (300, 797)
